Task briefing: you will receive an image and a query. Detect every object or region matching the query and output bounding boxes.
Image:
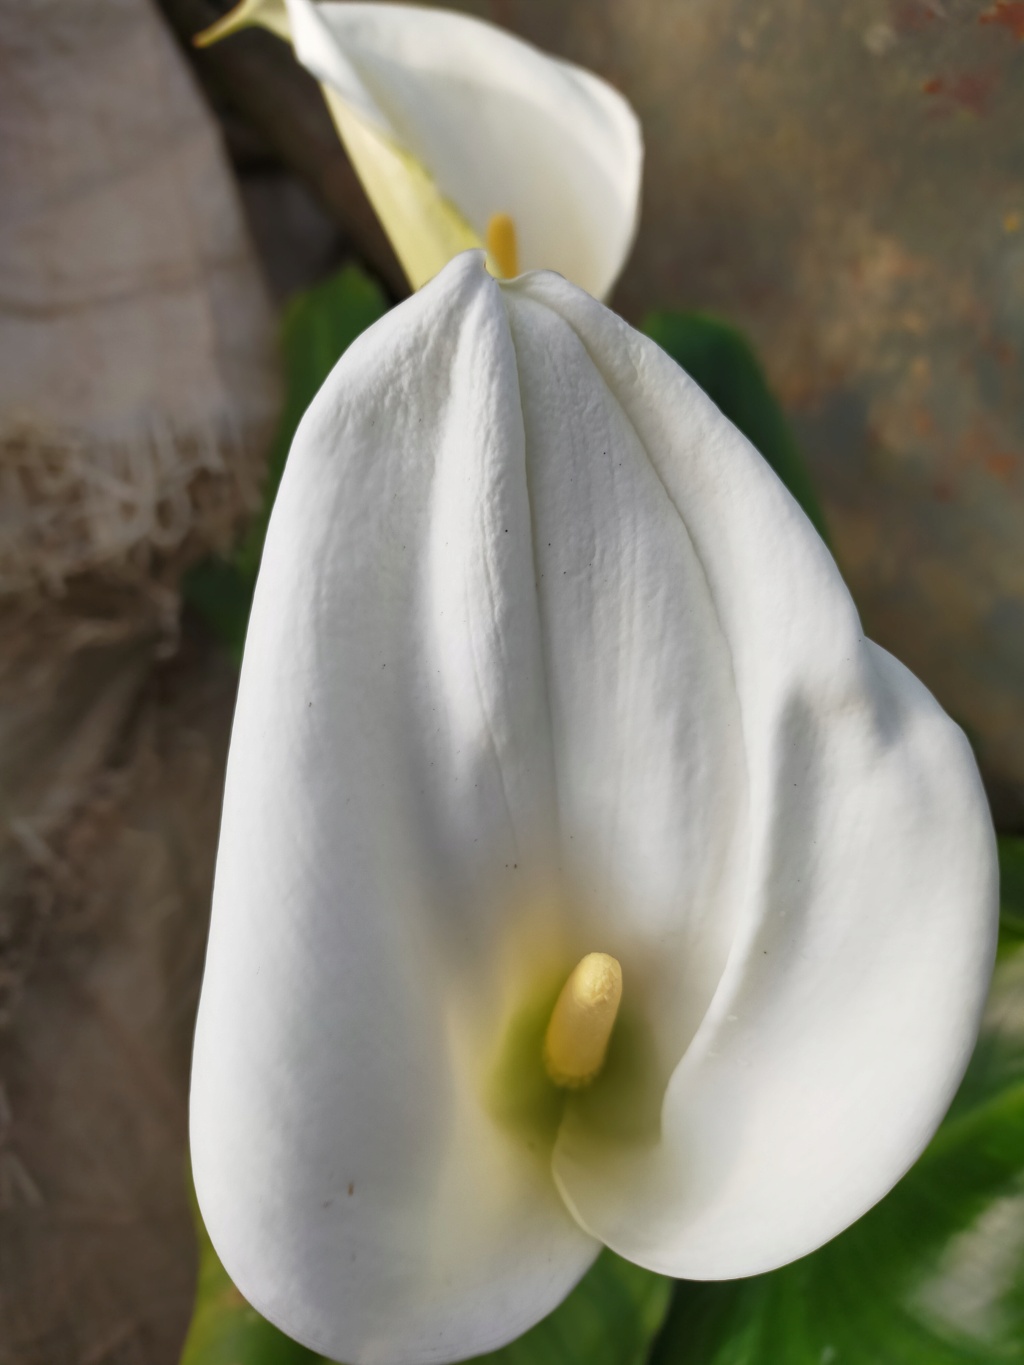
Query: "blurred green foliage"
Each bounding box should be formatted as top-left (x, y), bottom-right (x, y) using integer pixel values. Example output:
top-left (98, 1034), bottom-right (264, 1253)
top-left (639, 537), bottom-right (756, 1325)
top-left (999, 837), bottom-right (1024, 941)
top-left (642, 311), bottom-right (830, 545)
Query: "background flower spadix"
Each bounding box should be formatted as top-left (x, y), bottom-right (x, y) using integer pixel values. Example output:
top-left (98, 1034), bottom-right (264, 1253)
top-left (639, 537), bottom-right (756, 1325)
top-left (190, 253), bottom-right (998, 1365)
top-left (198, 0), bottom-right (642, 297)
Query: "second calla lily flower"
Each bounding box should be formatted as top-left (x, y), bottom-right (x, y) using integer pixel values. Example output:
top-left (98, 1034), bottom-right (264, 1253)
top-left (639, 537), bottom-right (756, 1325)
top-left (191, 253), bottom-right (997, 1365)
top-left (197, 0), bottom-right (643, 297)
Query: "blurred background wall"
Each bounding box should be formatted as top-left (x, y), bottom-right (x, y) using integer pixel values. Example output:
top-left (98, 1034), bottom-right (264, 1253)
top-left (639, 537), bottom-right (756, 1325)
top-left (478, 0), bottom-right (1024, 829)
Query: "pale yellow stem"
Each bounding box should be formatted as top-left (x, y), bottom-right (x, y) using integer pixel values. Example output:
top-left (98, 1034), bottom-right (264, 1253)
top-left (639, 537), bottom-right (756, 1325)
top-left (192, 0), bottom-right (290, 48)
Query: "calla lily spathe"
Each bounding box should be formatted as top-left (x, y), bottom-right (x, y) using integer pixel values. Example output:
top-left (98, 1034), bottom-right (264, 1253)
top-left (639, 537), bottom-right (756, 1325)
top-left (190, 253), bottom-right (998, 1365)
top-left (198, 0), bottom-right (642, 297)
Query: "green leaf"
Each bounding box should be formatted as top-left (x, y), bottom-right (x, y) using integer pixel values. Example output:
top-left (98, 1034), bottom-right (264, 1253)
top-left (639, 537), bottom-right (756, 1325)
top-left (184, 265), bottom-right (388, 656)
top-left (649, 887), bottom-right (1024, 1364)
top-left (182, 555), bottom-right (255, 663)
top-left (641, 311), bottom-right (830, 545)
top-left (999, 837), bottom-right (1024, 941)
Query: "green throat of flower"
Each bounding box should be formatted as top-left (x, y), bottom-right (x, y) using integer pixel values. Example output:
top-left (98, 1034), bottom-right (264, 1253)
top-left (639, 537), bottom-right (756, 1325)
top-left (485, 946), bottom-right (662, 1152)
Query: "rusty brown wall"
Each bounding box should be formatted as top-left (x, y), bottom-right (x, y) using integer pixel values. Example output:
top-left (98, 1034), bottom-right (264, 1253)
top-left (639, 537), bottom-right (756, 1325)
top-left (458, 0), bottom-right (1024, 826)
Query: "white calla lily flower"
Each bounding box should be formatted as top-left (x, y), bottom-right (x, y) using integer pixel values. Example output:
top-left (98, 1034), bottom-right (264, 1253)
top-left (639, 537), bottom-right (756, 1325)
top-left (197, 0), bottom-right (642, 297)
top-left (190, 252), bottom-right (998, 1365)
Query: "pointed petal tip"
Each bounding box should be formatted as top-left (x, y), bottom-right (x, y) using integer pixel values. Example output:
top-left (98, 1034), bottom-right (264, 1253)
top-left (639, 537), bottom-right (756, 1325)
top-left (430, 246), bottom-right (501, 297)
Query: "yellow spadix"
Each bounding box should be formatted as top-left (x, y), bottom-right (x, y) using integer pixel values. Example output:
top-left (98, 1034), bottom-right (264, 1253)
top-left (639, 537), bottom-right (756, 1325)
top-left (486, 213), bottom-right (519, 280)
top-left (543, 953), bottom-right (623, 1089)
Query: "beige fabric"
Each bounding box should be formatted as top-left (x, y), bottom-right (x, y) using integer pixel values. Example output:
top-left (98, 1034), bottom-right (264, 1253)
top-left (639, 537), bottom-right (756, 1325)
top-left (0, 598), bottom-right (235, 1364)
top-left (0, 0), bottom-right (280, 594)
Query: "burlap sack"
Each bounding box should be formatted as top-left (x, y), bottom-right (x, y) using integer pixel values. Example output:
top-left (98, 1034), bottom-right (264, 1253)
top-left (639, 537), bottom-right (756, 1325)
top-left (0, 2), bottom-right (280, 1358)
